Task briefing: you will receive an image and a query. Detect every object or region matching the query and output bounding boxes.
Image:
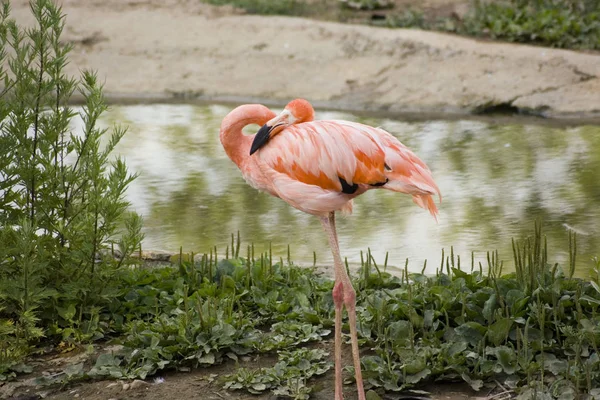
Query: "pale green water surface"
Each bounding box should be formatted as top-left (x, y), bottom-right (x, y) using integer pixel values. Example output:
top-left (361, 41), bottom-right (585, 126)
top-left (95, 104), bottom-right (600, 276)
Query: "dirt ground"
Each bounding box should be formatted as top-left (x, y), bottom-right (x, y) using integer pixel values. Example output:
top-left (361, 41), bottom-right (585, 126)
top-left (7, 0), bottom-right (600, 120)
top-left (4, 339), bottom-right (488, 400)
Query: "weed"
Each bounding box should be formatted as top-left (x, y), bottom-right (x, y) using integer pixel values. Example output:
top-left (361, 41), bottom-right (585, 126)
top-left (461, 0), bottom-right (600, 50)
top-left (383, 0), bottom-right (600, 50)
top-left (203, 0), bottom-right (600, 50)
top-left (0, 0), bottom-right (142, 379)
top-left (224, 348), bottom-right (331, 399)
top-left (203, 0), bottom-right (310, 15)
top-left (10, 222), bottom-right (600, 399)
top-left (340, 0), bottom-right (393, 11)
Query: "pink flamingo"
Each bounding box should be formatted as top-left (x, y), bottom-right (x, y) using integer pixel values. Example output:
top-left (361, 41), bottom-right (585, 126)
top-left (220, 99), bottom-right (440, 400)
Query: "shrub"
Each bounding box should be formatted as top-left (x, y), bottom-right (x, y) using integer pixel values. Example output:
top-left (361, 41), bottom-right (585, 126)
top-left (203, 0), bottom-right (309, 15)
top-left (462, 0), bottom-right (600, 49)
top-left (0, 0), bottom-right (143, 379)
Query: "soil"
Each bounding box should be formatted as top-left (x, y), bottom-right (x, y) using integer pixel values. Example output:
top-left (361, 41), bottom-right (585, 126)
top-left (7, 0), bottom-right (600, 120)
top-left (3, 339), bottom-right (487, 400)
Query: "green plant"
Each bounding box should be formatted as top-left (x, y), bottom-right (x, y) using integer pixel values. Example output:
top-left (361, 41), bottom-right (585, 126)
top-left (462, 0), bottom-right (600, 49)
top-left (0, 0), bottom-right (142, 378)
top-left (340, 0), bottom-right (393, 11)
top-left (224, 348), bottom-right (331, 399)
top-left (203, 0), bottom-right (309, 15)
top-left (381, 0), bottom-right (600, 50)
top-left (6, 223), bottom-right (600, 398)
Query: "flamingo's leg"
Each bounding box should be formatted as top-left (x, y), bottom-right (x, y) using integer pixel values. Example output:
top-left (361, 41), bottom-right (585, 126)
top-left (320, 212), bottom-right (366, 400)
top-left (332, 279), bottom-right (344, 399)
top-left (343, 282), bottom-right (366, 400)
top-left (320, 214), bottom-right (345, 400)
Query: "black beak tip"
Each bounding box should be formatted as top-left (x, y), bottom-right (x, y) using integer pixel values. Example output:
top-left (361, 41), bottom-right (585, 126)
top-left (250, 124), bottom-right (271, 156)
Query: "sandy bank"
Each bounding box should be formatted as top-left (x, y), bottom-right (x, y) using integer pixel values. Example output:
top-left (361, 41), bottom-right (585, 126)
top-left (9, 0), bottom-right (600, 119)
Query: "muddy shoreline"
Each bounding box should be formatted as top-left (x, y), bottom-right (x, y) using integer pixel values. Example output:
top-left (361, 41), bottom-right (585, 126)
top-left (9, 0), bottom-right (600, 121)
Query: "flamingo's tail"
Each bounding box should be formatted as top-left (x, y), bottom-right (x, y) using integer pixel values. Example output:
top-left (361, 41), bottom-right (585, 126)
top-left (412, 193), bottom-right (439, 222)
top-left (380, 171), bottom-right (441, 222)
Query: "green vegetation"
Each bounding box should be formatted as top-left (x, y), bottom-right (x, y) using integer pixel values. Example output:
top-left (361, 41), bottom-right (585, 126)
top-left (3, 1), bottom-right (600, 399)
top-left (203, 0), bottom-right (600, 50)
top-left (0, 0), bottom-right (142, 379)
top-left (443, 0), bottom-right (600, 50)
top-left (203, 0), bottom-right (310, 15)
top-left (6, 223), bottom-right (600, 399)
top-left (339, 0), bottom-right (393, 10)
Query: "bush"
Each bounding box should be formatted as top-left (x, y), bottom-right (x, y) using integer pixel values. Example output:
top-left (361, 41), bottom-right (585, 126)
top-left (383, 0), bottom-right (600, 50)
top-left (203, 0), bottom-right (309, 15)
top-left (462, 0), bottom-right (600, 49)
top-left (0, 0), bottom-right (143, 379)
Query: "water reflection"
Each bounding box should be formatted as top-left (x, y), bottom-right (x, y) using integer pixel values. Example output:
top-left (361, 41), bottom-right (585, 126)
top-left (96, 104), bottom-right (600, 276)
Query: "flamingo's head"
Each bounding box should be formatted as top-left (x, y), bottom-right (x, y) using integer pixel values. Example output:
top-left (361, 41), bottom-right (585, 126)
top-left (250, 99), bottom-right (314, 155)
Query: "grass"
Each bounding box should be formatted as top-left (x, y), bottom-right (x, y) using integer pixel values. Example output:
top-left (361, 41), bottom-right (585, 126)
top-left (203, 0), bottom-right (311, 15)
top-left (5, 224), bottom-right (600, 399)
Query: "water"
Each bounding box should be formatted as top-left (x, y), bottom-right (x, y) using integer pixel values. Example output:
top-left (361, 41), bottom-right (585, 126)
top-left (95, 104), bottom-right (600, 276)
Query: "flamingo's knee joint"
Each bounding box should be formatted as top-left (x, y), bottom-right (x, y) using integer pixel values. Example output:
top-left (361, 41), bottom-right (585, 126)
top-left (332, 281), bottom-right (344, 308)
top-left (343, 284), bottom-right (356, 308)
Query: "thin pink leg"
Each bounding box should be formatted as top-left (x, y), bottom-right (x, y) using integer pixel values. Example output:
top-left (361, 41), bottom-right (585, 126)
top-left (320, 212), bottom-right (366, 400)
top-left (332, 280), bottom-right (344, 400)
top-left (343, 283), bottom-right (366, 400)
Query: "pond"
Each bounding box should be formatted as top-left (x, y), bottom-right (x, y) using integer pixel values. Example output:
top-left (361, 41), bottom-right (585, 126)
top-left (96, 104), bottom-right (600, 276)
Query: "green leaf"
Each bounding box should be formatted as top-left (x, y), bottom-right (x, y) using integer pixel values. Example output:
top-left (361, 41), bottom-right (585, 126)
top-left (487, 345), bottom-right (517, 375)
top-left (95, 353), bottom-right (120, 367)
top-left (366, 390), bottom-right (382, 400)
top-left (487, 318), bottom-right (512, 346)
top-left (405, 368), bottom-right (430, 384)
top-left (64, 363), bottom-right (84, 378)
top-left (197, 353), bottom-right (215, 365)
top-left (461, 372), bottom-right (483, 391)
top-left (251, 383), bottom-right (267, 391)
top-left (483, 293), bottom-right (497, 322)
top-left (590, 280), bottom-right (600, 295)
top-left (57, 303), bottom-right (77, 321)
top-left (542, 353), bottom-right (568, 376)
top-left (388, 320), bottom-right (412, 346)
top-left (455, 322), bottom-right (487, 346)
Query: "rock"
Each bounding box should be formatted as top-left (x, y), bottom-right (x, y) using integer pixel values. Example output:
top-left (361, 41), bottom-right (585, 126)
top-left (140, 250), bottom-right (174, 261)
top-left (129, 380), bottom-right (148, 389)
top-left (122, 383), bottom-right (130, 391)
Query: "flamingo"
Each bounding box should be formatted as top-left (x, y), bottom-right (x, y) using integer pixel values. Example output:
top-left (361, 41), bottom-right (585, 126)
top-left (220, 99), bottom-right (440, 400)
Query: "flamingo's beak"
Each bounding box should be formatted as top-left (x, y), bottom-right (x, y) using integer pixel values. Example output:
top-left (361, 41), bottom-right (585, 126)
top-left (249, 110), bottom-right (295, 155)
top-left (250, 124), bottom-right (274, 155)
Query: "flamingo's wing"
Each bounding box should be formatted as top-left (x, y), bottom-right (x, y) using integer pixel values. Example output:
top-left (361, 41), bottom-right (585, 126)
top-left (257, 121), bottom-right (388, 192)
top-left (255, 120), bottom-right (441, 218)
top-left (352, 122), bottom-right (441, 199)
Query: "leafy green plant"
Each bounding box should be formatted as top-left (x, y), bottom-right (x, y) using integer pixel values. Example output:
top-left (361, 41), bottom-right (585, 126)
top-left (0, 0), bottom-right (142, 379)
top-left (340, 0), bottom-right (393, 11)
top-left (6, 223), bottom-right (600, 399)
top-left (224, 348), bottom-right (331, 399)
top-left (203, 0), bottom-right (309, 15)
top-left (462, 0), bottom-right (600, 49)
top-left (350, 224), bottom-right (600, 396)
top-left (383, 0), bottom-right (600, 50)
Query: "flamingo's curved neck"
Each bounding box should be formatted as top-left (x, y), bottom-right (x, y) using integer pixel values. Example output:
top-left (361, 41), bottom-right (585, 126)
top-left (220, 120), bottom-right (251, 168)
top-left (219, 105), bottom-right (275, 168)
